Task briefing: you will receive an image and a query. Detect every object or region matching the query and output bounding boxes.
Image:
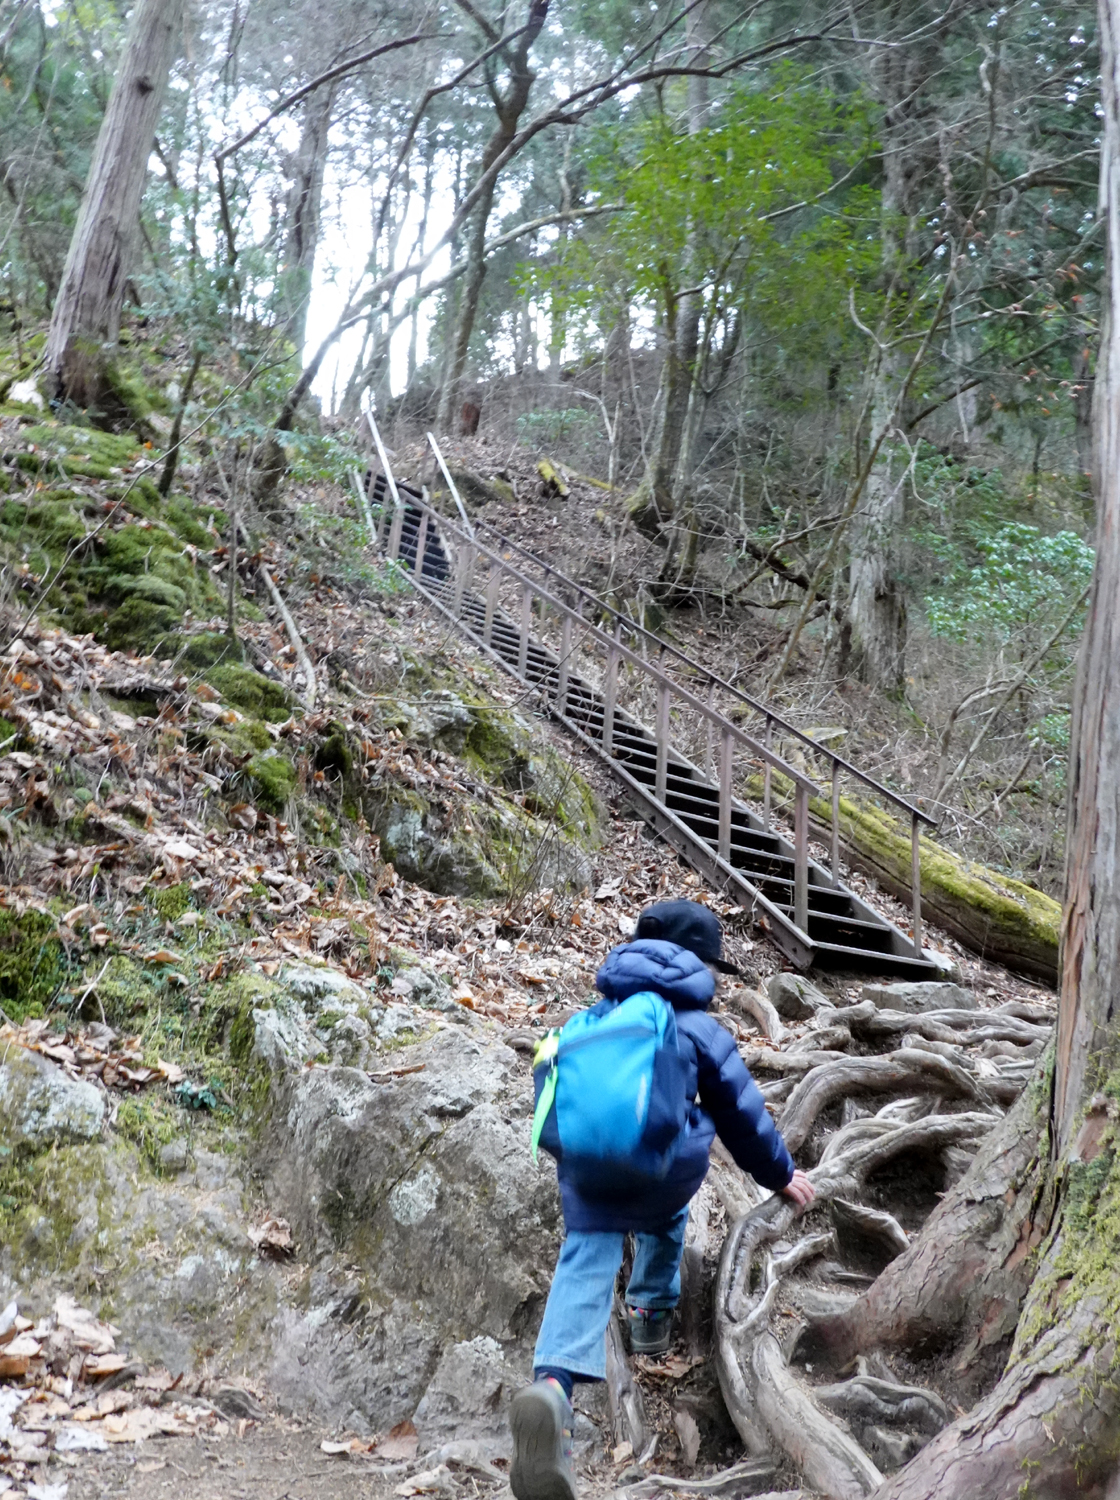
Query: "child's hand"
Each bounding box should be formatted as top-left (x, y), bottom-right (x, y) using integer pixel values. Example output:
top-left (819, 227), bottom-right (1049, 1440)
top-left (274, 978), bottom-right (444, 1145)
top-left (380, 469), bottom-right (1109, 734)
top-left (781, 1169), bottom-right (816, 1208)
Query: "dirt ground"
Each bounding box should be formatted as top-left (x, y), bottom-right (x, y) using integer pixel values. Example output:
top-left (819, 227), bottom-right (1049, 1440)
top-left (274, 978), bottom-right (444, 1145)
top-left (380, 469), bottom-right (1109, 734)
top-left (59, 1419), bottom-right (494, 1500)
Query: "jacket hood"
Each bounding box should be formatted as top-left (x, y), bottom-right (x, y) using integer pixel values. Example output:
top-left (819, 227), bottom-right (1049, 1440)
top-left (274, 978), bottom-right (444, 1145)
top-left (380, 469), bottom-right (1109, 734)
top-left (595, 939), bottom-right (715, 1011)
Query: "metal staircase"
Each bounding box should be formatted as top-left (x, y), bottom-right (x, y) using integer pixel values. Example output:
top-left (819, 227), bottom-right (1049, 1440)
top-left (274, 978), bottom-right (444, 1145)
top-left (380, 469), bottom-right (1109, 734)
top-left (357, 442), bottom-right (942, 979)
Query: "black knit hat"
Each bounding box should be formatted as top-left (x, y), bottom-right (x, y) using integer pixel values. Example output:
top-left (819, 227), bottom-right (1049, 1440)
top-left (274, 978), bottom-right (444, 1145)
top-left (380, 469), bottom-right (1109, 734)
top-left (634, 899), bottom-right (739, 974)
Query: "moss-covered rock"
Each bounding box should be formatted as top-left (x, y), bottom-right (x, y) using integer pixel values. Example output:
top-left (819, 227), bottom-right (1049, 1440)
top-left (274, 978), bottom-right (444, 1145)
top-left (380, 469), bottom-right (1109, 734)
top-left (102, 595), bottom-right (181, 653)
top-left (17, 423), bottom-right (142, 477)
top-left (206, 664), bottom-right (294, 722)
top-left (0, 909), bottom-right (64, 1020)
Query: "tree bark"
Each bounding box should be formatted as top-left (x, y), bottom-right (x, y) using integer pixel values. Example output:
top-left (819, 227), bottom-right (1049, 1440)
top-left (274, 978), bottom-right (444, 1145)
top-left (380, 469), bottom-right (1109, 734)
top-left (631, 3), bottom-right (710, 542)
top-left (278, 85), bottom-right (336, 360)
top-left (845, 21), bottom-right (936, 693)
top-left (45, 0), bottom-right (183, 412)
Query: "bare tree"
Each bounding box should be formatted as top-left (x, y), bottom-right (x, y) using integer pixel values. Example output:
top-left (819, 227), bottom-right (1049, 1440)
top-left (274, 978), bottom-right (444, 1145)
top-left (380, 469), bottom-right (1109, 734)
top-left (45, 0), bottom-right (184, 411)
top-left (435, 0), bottom-right (550, 434)
top-left (278, 83), bottom-right (337, 359)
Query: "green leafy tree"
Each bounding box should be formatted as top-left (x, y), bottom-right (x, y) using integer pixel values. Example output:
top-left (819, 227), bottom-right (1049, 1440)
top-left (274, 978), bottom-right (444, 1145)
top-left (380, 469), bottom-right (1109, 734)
top-left (540, 74), bottom-right (879, 574)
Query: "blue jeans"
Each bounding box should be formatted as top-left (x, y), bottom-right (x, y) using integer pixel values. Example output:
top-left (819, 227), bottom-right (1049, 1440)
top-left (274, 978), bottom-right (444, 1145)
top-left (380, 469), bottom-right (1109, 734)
top-left (533, 1206), bottom-right (689, 1381)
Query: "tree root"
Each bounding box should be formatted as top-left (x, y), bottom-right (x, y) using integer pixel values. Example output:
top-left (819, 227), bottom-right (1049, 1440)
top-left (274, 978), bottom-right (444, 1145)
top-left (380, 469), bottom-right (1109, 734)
top-left (792, 1077), bottom-right (1047, 1378)
top-left (813, 1376), bottom-right (948, 1436)
top-left (714, 1115), bottom-right (995, 1498)
top-left (631, 1457), bottom-right (780, 1495)
top-left (779, 1050), bottom-right (995, 1154)
top-left (732, 987), bottom-right (786, 1044)
top-left (607, 1309), bottom-right (649, 1455)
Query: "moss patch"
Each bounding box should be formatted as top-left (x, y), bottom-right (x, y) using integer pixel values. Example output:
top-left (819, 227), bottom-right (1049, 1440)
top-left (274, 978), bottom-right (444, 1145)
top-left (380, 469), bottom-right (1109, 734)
top-left (153, 883), bottom-right (193, 923)
top-left (206, 665), bottom-right (294, 722)
top-left (95, 955), bottom-right (162, 1028)
top-left (180, 632), bottom-right (244, 670)
top-left (115, 1095), bottom-right (182, 1173)
top-left (0, 909), bottom-right (63, 1021)
top-left (246, 752), bottom-right (297, 813)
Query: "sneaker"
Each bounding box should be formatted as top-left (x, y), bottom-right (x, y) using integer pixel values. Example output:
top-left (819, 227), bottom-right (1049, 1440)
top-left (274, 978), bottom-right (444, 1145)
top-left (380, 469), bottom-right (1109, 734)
top-left (626, 1306), bottom-right (673, 1356)
top-left (510, 1379), bottom-right (577, 1500)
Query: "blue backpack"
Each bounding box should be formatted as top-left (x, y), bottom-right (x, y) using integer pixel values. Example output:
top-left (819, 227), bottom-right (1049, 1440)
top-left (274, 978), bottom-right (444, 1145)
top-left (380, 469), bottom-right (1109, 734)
top-left (530, 992), bottom-right (691, 1194)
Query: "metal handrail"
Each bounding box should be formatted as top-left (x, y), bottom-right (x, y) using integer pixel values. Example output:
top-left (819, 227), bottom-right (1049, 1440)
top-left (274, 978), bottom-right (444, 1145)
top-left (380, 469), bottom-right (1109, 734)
top-left (458, 512), bottom-right (936, 829)
top-left (363, 419), bottom-right (928, 960)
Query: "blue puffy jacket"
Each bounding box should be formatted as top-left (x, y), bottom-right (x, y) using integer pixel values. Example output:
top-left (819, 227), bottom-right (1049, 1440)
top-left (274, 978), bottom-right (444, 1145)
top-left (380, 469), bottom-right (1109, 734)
top-left (556, 939), bottom-right (795, 1232)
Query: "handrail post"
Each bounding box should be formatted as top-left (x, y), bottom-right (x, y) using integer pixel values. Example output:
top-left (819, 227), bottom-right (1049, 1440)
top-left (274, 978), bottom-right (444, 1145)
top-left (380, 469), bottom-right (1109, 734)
top-left (794, 782), bottom-right (810, 934)
top-left (831, 761), bottom-right (841, 887)
top-left (453, 542), bottom-right (474, 616)
top-left (387, 499), bottom-right (404, 562)
top-left (718, 727), bottom-right (733, 863)
top-left (911, 811), bottom-right (923, 957)
top-left (413, 511), bottom-right (429, 580)
top-left (557, 612), bottom-right (572, 717)
top-left (484, 564), bottom-right (499, 646)
top-left (705, 680), bottom-right (716, 782)
top-left (604, 629), bottom-right (619, 754)
top-left (656, 683), bottom-right (670, 804)
top-left (518, 586), bottom-right (531, 678)
top-left (367, 409), bottom-right (405, 561)
top-left (763, 717), bottom-right (773, 833)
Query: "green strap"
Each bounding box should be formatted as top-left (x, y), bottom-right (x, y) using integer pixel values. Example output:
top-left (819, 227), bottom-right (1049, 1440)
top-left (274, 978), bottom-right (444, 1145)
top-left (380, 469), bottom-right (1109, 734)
top-left (530, 1030), bottom-right (561, 1163)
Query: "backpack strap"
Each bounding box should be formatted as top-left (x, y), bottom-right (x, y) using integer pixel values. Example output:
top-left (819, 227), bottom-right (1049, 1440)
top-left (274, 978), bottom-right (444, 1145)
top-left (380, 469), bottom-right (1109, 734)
top-left (530, 1029), bottom-right (561, 1163)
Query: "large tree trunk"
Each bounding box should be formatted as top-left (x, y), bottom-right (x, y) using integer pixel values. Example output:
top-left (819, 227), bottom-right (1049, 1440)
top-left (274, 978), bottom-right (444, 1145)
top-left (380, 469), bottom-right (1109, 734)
top-left (278, 85), bottom-right (335, 360)
top-left (835, 7), bottom-right (1120, 1488)
top-left (846, 362), bottom-right (908, 692)
top-left (45, 0), bottom-right (183, 412)
top-left (631, 6), bottom-right (710, 543)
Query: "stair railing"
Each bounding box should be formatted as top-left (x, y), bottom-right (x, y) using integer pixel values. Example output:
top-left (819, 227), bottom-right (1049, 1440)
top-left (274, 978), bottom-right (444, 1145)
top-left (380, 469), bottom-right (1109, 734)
top-left (365, 441), bottom-right (826, 941)
top-left (432, 504), bottom-right (935, 961)
top-left (361, 421), bottom-right (928, 958)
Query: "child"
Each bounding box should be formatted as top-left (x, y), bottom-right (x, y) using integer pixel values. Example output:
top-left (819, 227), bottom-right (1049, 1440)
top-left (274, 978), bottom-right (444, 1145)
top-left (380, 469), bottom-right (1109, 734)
top-left (510, 899), bottom-right (814, 1500)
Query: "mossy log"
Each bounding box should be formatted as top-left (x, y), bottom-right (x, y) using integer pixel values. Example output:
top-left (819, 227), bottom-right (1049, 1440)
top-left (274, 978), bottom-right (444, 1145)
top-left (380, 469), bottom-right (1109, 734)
top-left (753, 773), bottom-right (1060, 985)
top-left (822, 794), bottom-right (1060, 986)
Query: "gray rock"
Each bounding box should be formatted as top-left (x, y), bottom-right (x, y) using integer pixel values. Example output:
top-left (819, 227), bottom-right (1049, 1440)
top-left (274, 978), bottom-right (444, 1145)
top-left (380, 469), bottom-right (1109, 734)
top-left (258, 1019), bottom-right (561, 1431)
top-left (391, 968), bottom-right (472, 1025)
top-left (158, 1139), bottom-right (190, 1173)
top-left (0, 1049), bottom-right (105, 1146)
top-left (413, 1336), bottom-right (525, 1453)
top-left (767, 973), bottom-right (828, 1021)
top-left (862, 981), bottom-right (976, 1013)
top-left (376, 1004), bottom-right (423, 1043)
top-left (281, 962), bottom-right (366, 1010)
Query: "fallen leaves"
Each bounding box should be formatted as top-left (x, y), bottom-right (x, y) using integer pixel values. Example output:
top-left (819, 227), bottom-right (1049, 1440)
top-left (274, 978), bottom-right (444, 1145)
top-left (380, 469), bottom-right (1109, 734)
top-left (0, 1021), bottom-right (190, 1096)
top-left (247, 1217), bottom-right (294, 1259)
top-left (0, 1294), bottom-right (239, 1478)
top-left (379, 1420), bottom-right (420, 1461)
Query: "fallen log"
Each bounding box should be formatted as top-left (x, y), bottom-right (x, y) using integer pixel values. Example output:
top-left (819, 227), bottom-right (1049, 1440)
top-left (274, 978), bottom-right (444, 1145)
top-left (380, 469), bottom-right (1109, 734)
top-left (821, 796), bottom-right (1059, 985)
